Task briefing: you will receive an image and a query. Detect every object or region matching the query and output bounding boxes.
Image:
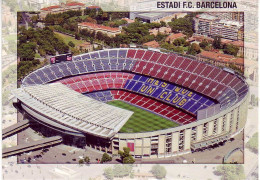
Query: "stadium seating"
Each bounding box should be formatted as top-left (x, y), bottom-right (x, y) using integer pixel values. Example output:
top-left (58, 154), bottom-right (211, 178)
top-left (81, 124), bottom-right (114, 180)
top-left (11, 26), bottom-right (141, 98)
top-left (22, 48), bottom-right (248, 121)
top-left (124, 74), bottom-right (216, 114)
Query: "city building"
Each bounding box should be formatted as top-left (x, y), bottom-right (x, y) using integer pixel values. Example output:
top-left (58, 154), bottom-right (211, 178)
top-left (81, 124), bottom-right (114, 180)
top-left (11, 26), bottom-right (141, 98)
top-left (194, 13), bottom-right (244, 41)
top-left (76, 42), bottom-right (93, 52)
top-left (205, 12), bottom-right (244, 23)
top-left (149, 27), bottom-right (171, 36)
top-left (130, 12), bottom-right (180, 23)
top-left (86, 5), bottom-right (101, 10)
top-left (222, 40), bottom-right (244, 57)
top-left (165, 33), bottom-right (186, 44)
top-left (78, 22), bottom-right (121, 37)
top-left (143, 40), bottom-right (160, 48)
top-left (187, 35), bottom-right (214, 44)
top-left (197, 51), bottom-right (244, 71)
top-left (244, 42), bottom-right (258, 61)
top-left (39, 2), bottom-right (85, 19)
top-left (122, 18), bottom-right (135, 24)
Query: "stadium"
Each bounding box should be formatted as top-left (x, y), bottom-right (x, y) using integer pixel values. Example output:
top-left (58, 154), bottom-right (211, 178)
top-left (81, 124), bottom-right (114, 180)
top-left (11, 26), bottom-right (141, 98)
top-left (13, 48), bottom-right (249, 159)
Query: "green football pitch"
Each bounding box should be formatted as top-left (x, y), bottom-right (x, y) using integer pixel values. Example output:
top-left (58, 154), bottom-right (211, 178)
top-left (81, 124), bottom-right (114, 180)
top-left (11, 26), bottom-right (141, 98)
top-left (107, 100), bottom-right (180, 133)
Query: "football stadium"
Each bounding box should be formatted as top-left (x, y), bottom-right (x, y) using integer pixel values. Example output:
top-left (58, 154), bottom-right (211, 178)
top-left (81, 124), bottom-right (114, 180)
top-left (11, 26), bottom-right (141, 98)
top-left (13, 48), bottom-right (249, 158)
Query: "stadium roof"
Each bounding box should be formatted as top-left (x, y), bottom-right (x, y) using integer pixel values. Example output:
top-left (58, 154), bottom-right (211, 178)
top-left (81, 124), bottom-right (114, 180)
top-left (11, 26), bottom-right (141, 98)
top-left (12, 83), bottom-right (133, 138)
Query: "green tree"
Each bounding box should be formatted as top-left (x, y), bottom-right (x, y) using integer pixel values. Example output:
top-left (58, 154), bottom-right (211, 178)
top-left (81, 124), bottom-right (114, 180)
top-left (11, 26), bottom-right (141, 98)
top-left (122, 156), bottom-right (135, 164)
top-left (187, 43), bottom-right (201, 55)
top-left (213, 36), bottom-right (222, 49)
top-left (113, 165), bottom-right (133, 178)
top-left (78, 159), bottom-right (84, 166)
top-left (199, 39), bottom-right (209, 49)
top-left (168, 16), bottom-right (194, 36)
top-left (31, 15), bottom-right (39, 23)
top-left (246, 133), bottom-right (258, 153)
top-left (75, 33), bottom-right (81, 40)
top-left (173, 38), bottom-right (185, 46)
top-left (84, 156), bottom-right (90, 164)
top-left (215, 165), bottom-right (245, 180)
top-left (104, 167), bottom-right (114, 180)
top-left (68, 41), bottom-right (75, 48)
top-left (151, 164), bottom-right (167, 179)
top-left (18, 42), bottom-right (37, 60)
top-left (223, 44), bottom-right (239, 56)
top-left (160, 21), bottom-right (166, 27)
top-left (155, 32), bottom-right (166, 42)
top-left (118, 147), bottom-right (135, 164)
top-left (101, 153), bottom-right (112, 163)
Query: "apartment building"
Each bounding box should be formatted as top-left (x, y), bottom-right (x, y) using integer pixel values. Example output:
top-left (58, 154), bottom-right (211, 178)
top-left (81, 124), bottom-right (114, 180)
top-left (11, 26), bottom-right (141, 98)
top-left (194, 13), bottom-right (244, 41)
top-left (206, 12), bottom-right (244, 22)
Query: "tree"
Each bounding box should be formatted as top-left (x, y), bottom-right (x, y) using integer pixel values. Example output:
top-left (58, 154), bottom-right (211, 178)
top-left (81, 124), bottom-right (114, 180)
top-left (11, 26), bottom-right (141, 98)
top-left (78, 159), bottom-right (84, 166)
top-left (215, 165), bottom-right (245, 180)
top-left (199, 39), bottom-right (209, 49)
top-left (160, 21), bottom-right (166, 27)
top-left (104, 167), bottom-right (114, 180)
top-left (155, 32), bottom-right (166, 42)
top-left (84, 156), bottom-right (90, 164)
top-left (75, 33), bottom-right (81, 40)
top-left (187, 43), bottom-right (201, 55)
top-left (246, 133), bottom-right (258, 153)
top-left (68, 41), bottom-right (75, 48)
top-left (18, 42), bottom-right (37, 60)
top-left (113, 165), bottom-right (133, 178)
top-left (101, 153), bottom-right (112, 163)
top-left (85, 17), bottom-right (97, 24)
top-left (213, 36), bottom-right (222, 49)
top-left (223, 44), bottom-right (239, 56)
top-left (151, 165), bottom-right (167, 179)
top-left (122, 156), bottom-right (135, 164)
top-left (173, 38), bottom-right (185, 46)
top-left (168, 17), bottom-right (194, 36)
top-left (31, 15), bottom-right (39, 23)
top-left (118, 147), bottom-right (135, 164)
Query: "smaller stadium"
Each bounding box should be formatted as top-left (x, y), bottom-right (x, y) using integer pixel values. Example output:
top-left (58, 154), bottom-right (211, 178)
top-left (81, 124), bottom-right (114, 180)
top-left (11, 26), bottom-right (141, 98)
top-left (13, 48), bottom-right (249, 159)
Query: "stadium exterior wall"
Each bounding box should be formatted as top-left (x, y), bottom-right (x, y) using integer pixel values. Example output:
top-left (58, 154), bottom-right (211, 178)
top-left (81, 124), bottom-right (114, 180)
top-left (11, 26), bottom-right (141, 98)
top-left (112, 93), bottom-right (249, 158)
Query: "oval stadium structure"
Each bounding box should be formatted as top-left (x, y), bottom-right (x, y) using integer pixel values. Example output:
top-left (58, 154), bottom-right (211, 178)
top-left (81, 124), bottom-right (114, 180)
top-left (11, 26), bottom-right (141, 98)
top-left (14, 48), bottom-right (249, 159)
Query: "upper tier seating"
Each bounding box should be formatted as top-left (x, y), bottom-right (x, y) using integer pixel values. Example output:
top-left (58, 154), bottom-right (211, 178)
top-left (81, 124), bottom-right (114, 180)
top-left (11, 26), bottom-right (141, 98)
top-left (22, 48), bottom-right (248, 112)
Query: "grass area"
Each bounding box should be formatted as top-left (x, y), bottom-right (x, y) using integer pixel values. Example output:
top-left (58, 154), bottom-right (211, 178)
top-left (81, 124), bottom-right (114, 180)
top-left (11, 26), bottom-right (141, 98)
top-left (107, 100), bottom-right (179, 133)
top-left (54, 32), bottom-right (84, 46)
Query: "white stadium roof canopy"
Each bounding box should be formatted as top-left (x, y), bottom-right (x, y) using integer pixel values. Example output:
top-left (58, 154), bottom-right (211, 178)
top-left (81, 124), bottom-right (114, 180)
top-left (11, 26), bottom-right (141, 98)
top-left (12, 83), bottom-right (133, 138)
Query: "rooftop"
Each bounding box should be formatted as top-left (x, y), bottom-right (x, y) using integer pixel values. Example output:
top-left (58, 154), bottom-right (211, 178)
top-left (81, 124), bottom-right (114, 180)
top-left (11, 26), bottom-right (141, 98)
top-left (166, 33), bottom-right (186, 41)
top-left (196, 14), bottom-right (218, 20)
top-left (41, 5), bottom-right (61, 11)
top-left (41, 2), bottom-right (85, 11)
top-left (136, 12), bottom-right (172, 19)
top-left (199, 51), bottom-right (244, 65)
top-left (12, 83), bottom-right (133, 138)
top-left (143, 40), bottom-right (160, 48)
top-left (78, 22), bottom-right (120, 32)
top-left (87, 5), bottom-right (101, 9)
top-left (122, 18), bottom-right (135, 24)
top-left (77, 42), bottom-right (92, 47)
top-left (66, 2), bottom-right (85, 6)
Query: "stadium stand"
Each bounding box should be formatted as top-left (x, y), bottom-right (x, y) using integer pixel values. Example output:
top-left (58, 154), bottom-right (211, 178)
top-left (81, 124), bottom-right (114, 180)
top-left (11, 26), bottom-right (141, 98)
top-left (22, 48), bottom-right (248, 118)
top-left (13, 83), bottom-right (133, 138)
